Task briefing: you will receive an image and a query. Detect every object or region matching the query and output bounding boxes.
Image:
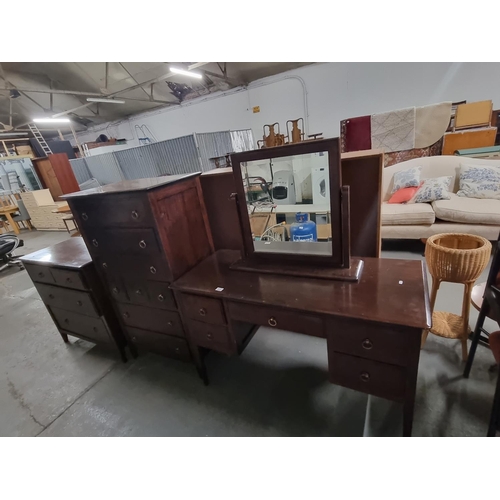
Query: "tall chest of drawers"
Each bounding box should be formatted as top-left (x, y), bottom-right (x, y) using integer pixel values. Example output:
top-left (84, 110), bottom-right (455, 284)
top-left (63, 174), bottom-right (214, 364)
top-left (21, 237), bottom-right (127, 360)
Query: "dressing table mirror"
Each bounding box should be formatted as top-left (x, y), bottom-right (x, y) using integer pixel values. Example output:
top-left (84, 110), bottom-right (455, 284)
top-left (230, 138), bottom-right (363, 281)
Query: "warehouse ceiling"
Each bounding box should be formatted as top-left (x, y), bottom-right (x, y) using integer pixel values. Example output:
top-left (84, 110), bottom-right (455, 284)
top-left (0, 62), bottom-right (313, 134)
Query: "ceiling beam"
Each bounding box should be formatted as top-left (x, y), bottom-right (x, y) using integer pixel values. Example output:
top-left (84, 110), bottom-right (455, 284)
top-left (119, 62), bottom-right (151, 99)
top-left (1, 85), bottom-right (105, 97)
top-left (52, 62), bottom-right (212, 118)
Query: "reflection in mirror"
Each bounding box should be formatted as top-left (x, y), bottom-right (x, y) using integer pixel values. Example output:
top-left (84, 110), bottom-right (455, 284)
top-left (242, 151), bottom-right (332, 256)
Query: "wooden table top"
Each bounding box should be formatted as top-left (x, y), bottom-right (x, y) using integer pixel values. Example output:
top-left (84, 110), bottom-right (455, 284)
top-left (172, 250), bottom-right (431, 330)
top-left (0, 205), bottom-right (18, 214)
top-left (21, 237), bottom-right (90, 269)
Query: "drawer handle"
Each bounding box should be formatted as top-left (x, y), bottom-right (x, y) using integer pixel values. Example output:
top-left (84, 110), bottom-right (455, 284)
top-left (157, 294), bottom-right (165, 302)
top-left (76, 300), bottom-right (83, 307)
top-left (135, 289), bottom-right (143, 296)
top-left (199, 308), bottom-right (207, 317)
top-left (64, 318), bottom-right (69, 324)
top-left (268, 317), bottom-right (277, 327)
top-left (48, 294), bottom-right (55, 299)
top-left (81, 212), bottom-right (88, 221)
top-left (207, 333), bottom-right (213, 340)
top-left (139, 240), bottom-right (147, 249)
top-left (102, 263), bottom-right (108, 269)
top-left (132, 336), bottom-right (136, 341)
top-left (38, 272), bottom-right (45, 278)
top-left (362, 338), bottom-right (373, 350)
top-left (131, 210), bottom-right (139, 220)
top-left (112, 287), bottom-right (119, 294)
top-left (66, 277), bottom-right (72, 284)
top-left (150, 266), bottom-right (157, 275)
top-left (123, 312), bottom-right (130, 319)
top-left (360, 372), bottom-right (370, 383)
top-left (175, 347), bottom-right (180, 353)
top-left (93, 327), bottom-right (98, 333)
top-left (92, 239), bottom-right (99, 247)
top-left (167, 321), bottom-right (173, 327)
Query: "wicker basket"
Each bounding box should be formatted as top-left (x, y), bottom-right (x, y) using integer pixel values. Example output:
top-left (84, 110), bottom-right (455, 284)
top-left (425, 233), bottom-right (491, 284)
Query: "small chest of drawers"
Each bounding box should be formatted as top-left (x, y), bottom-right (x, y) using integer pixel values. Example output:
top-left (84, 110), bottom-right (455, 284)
top-left (63, 174), bottom-right (214, 364)
top-left (21, 238), bottom-right (127, 361)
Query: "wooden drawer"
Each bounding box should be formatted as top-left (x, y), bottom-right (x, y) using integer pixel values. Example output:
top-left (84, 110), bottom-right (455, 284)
top-left (328, 351), bottom-right (406, 402)
top-left (86, 228), bottom-right (161, 258)
top-left (37, 283), bottom-right (99, 317)
top-left (50, 306), bottom-right (111, 344)
top-left (25, 264), bottom-right (55, 285)
top-left (97, 254), bottom-right (172, 282)
top-left (50, 268), bottom-right (87, 291)
top-left (327, 318), bottom-right (413, 367)
top-left (186, 319), bottom-right (233, 354)
top-left (126, 327), bottom-right (191, 362)
top-left (181, 294), bottom-right (226, 325)
top-left (124, 280), bottom-right (177, 310)
top-left (116, 303), bottom-right (184, 337)
top-left (72, 195), bottom-right (153, 229)
top-left (227, 301), bottom-right (324, 337)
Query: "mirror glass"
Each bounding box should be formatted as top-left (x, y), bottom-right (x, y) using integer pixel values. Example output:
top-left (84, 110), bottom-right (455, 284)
top-left (241, 151), bottom-right (332, 256)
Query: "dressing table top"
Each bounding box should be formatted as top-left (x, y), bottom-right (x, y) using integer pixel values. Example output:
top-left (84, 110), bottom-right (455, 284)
top-left (171, 250), bottom-right (431, 330)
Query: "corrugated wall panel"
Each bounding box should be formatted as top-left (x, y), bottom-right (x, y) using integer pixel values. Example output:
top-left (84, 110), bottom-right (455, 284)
top-left (69, 158), bottom-right (92, 184)
top-left (84, 153), bottom-right (123, 185)
top-left (114, 146), bottom-right (161, 180)
top-left (196, 132), bottom-right (233, 172)
top-left (149, 135), bottom-right (201, 176)
top-left (230, 129), bottom-right (255, 152)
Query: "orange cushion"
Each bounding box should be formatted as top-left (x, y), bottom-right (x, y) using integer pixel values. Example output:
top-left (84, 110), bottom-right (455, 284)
top-left (388, 185), bottom-right (421, 204)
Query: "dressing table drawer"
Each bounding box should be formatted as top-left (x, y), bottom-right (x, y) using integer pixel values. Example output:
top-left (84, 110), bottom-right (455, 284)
top-left (50, 307), bottom-right (111, 344)
top-left (37, 283), bottom-right (99, 317)
top-left (126, 327), bottom-right (191, 361)
top-left (86, 228), bottom-right (161, 257)
top-left (228, 302), bottom-right (324, 337)
top-left (186, 319), bottom-right (233, 354)
top-left (327, 318), bottom-right (412, 367)
top-left (116, 303), bottom-right (184, 337)
top-left (25, 264), bottom-right (55, 285)
top-left (123, 280), bottom-right (177, 310)
top-left (328, 351), bottom-right (406, 402)
top-left (98, 254), bottom-right (172, 283)
top-left (50, 268), bottom-right (87, 291)
top-left (181, 294), bottom-right (227, 325)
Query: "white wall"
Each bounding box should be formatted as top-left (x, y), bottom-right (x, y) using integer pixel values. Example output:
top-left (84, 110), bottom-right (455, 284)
top-left (71, 62), bottom-right (500, 148)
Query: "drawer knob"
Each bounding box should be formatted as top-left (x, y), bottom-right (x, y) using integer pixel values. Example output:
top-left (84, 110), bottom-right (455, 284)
top-left (102, 263), bottom-right (108, 269)
top-left (268, 317), bottom-right (277, 327)
top-left (123, 312), bottom-right (130, 319)
top-left (135, 289), bottom-right (143, 296)
top-left (81, 212), bottom-right (88, 221)
top-left (132, 336), bottom-right (136, 342)
top-left (66, 277), bottom-right (72, 284)
top-left (150, 266), bottom-right (156, 274)
top-left (38, 272), bottom-right (45, 278)
top-left (199, 308), bottom-right (207, 317)
top-left (362, 338), bottom-right (373, 350)
top-left (76, 300), bottom-right (83, 307)
top-left (175, 347), bottom-right (180, 353)
top-left (92, 239), bottom-right (99, 247)
top-left (112, 287), bottom-right (119, 294)
top-left (207, 333), bottom-right (213, 340)
top-left (131, 210), bottom-right (139, 220)
top-left (93, 327), bottom-right (98, 333)
top-left (139, 240), bottom-right (147, 249)
top-left (167, 321), bottom-right (173, 326)
top-left (157, 294), bottom-right (165, 302)
top-left (64, 318), bottom-right (69, 324)
top-left (48, 294), bottom-right (54, 299)
top-left (360, 372), bottom-right (370, 383)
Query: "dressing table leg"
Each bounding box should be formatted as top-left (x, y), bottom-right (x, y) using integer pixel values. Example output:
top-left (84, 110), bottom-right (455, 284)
top-left (128, 343), bottom-right (138, 359)
top-left (60, 332), bottom-right (69, 343)
top-left (191, 346), bottom-right (209, 386)
top-left (403, 398), bottom-right (415, 437)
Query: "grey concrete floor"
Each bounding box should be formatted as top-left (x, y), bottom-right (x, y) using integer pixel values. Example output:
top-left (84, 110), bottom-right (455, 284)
top-left (0, 231), bottom-right (498, 437)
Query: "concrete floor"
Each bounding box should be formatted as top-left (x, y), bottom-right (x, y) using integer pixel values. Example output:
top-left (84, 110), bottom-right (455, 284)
top-left (0, 230), bottom-right (498, 437)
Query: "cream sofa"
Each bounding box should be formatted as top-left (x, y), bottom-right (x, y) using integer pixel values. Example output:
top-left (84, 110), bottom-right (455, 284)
top-left (381, 156), bottom-right (500, 240)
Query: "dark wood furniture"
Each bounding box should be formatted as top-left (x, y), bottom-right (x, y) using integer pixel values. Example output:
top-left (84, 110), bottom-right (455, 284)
top-left (62, 174), bottom-right (214, 367)
top-left (172, 249), bottom-right (430, 437)
top-left (199, 149), bottom-right (383, 258)
top-left (21, 237), bottom-right (127, 360)
top-left (32, 153), bottom-right (80, 201)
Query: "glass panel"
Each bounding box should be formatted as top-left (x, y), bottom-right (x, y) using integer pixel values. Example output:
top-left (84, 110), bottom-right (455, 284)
top-left (242, 151), bottom-right (332, 256)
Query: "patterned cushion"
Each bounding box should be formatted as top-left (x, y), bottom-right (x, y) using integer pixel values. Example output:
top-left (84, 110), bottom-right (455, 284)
top-left (457, 164), bottom-right (500, 200)
top-left (410, 176), bottom-right (453, 203)
top-left (391, 166), bottom-right (422, 194)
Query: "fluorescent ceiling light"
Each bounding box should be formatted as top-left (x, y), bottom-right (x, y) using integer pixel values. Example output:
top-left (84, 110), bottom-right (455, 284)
top-left (169, 66), bottom-right (203, 79)
top-left (86, 98), bottom-right (125, 104)
top-left (0, 132), bottom-right (28, 137)
top-left (33, 118), bottom-right (70, 123)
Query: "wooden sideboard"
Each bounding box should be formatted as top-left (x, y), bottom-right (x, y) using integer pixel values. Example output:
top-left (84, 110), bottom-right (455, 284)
top-left (21, 237), bottom-right (127, 359)
top-left (172, 249), bottom-right (430, 436)
top-left (63, 174), bottom-right (214, 366)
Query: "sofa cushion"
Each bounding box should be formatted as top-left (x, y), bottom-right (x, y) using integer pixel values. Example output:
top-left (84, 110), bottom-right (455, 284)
top-left (457, 163), bottom-right (500, 200)
top-left (432, 193), bottom-right (500, 225)
top-left (382, 202), bottom-right (435, 225)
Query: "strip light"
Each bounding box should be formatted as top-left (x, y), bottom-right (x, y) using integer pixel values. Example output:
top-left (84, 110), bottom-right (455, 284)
top-left (169, 66), bottom-right (203, 79)
top-left (86, 98), bottom-right (125, 104)
top-left (33, 118), bottom-right (70, 123)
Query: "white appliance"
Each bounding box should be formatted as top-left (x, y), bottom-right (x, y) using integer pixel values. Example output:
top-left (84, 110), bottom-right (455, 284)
top-left (272, 170), bottom-right (296, 205)
top-left (312, 167), bottom-right (330, 205)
